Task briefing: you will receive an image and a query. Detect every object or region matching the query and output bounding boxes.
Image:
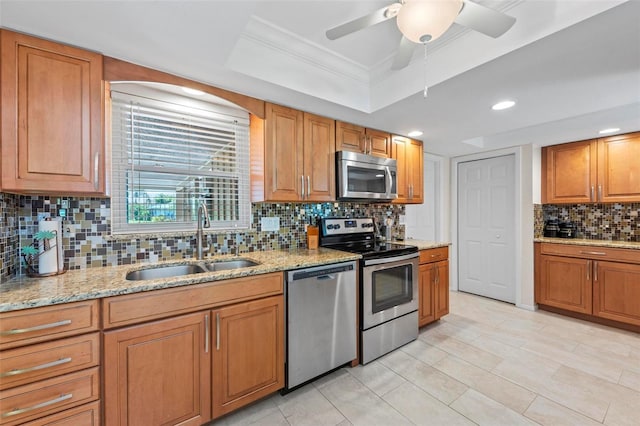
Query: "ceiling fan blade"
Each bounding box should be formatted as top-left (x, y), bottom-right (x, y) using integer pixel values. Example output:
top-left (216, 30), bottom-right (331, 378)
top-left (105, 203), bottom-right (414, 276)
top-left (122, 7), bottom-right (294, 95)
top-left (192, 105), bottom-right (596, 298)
top-left (455, 0), bottom-right (516, 38)
top-left (391, 36), bottom-right (415, 70)
top-left (326, 4), bottom-right (396, 40)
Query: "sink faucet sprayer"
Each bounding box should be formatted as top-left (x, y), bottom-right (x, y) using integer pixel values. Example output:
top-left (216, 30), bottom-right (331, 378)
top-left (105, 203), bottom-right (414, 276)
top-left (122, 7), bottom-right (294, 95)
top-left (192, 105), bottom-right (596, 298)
top-left (196, 201), bottom-right (210, 260)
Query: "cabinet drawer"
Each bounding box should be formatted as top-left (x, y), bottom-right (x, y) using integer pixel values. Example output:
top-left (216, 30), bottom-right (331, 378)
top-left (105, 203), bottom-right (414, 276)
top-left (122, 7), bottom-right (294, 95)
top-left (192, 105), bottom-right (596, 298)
top-left (0, 301), bottom-right (99, 350)
top-left (0, 333), bottom-right (99, 390)
top-left (0, 367), bottom-right (99, 425)
top-left (21, 401), bottom-right (100, 426)
top-left (103, 272), bottom-right (283, 329)
top-left (540, 243), bottom-right (640, 264)
top-left (419, 247), bottom-right (449, 264)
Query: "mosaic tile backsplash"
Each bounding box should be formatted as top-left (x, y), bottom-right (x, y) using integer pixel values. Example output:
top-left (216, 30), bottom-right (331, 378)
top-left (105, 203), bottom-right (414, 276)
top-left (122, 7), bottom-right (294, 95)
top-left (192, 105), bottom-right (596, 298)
top-left (1, 193), bottom-right (405, 282)
top-left (539, 203), bottom-right (640, 241)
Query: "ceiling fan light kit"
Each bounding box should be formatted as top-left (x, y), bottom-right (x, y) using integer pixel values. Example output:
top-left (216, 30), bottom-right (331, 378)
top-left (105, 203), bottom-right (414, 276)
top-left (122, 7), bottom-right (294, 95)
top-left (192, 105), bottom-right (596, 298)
top-left (396, 0), bottom-right (463, 43)
top-left (326, 0), bottom-right (516, 70)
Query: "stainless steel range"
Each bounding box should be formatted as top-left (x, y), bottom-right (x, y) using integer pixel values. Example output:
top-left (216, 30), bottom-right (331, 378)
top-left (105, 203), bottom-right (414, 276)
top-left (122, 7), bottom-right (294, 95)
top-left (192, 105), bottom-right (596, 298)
top-left (320, 217), bottom-right (419, 364)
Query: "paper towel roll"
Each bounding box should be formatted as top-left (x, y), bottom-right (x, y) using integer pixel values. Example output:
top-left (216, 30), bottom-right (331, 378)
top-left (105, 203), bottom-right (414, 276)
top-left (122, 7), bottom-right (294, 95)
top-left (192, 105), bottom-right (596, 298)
top-left (38, 219), bottom-right (63, 275)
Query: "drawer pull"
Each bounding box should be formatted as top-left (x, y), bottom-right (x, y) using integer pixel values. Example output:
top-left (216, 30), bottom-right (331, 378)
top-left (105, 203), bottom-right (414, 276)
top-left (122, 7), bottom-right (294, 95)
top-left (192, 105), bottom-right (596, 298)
top-left (0, 357), bottom-right (72, 378)
top-left (430, 254), bottom-right (442, 258)
top-left (0, 319), bottom-right (72, 336)
top-left (579, 251), bottom-right (607, 256)
top-left (1, 393), bottom-right (72, 418)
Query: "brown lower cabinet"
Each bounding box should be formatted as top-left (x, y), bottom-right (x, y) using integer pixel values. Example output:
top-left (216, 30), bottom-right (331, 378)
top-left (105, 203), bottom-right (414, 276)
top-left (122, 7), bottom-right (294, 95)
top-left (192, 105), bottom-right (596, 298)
top-left (535, 242), bottom-right (640, 328)
top-left (103, 312), bottom-right (211, 425)
top-left (418, 247), bottom-right (449, 327)
top-left (101, 272), bottom-right (285, 424)
top-left (212, 296), bottom-right (284, 418)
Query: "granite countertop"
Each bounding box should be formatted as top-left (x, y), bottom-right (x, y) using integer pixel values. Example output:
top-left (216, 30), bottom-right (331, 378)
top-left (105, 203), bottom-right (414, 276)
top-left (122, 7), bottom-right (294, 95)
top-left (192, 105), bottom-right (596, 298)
top-left (395, 239), bottom-right (451, 250)
top-left (0, 248), bottom-right (361, 313)
top-left (534, 237), bottom-right (640, 250)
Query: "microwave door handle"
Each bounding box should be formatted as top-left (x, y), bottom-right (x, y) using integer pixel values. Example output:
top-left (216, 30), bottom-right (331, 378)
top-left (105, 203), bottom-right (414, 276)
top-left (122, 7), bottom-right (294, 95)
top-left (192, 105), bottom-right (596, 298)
top-left (385, 166), bottom-right (393, 197)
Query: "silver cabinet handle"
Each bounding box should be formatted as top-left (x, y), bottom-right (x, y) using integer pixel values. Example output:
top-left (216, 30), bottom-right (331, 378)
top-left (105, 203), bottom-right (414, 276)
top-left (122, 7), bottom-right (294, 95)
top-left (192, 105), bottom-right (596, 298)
top-left (216, 313), bottom-right (220, 351)
top-left (435, 266), bottom-right (439, 285)
top-left (598, 185), bottom-right (602, 201)
top-left (0, 357), bottom-right (72, 378)
top-left (94, 152), bottom-right (99, 191)
top-left (0, 319), bottom-right (71, 336)
top-left (204, 314), bottom-right (209, 353)
top-left (594, 261), bottom-right (598, 282)
top-left (590, 186), bottom-right (594, 202)
top-left (1, 393), bottom-right (73, 419)
top-left (301, 175), bottom-right (305, 199)
top-left (430, 254), bottom-right (442, 258)
top-left (579, 251), bottom-right (606, 256)
top-left (587, 260), bottom-right (591, 281)
top-left (307, 176), bottom-right (311, 199)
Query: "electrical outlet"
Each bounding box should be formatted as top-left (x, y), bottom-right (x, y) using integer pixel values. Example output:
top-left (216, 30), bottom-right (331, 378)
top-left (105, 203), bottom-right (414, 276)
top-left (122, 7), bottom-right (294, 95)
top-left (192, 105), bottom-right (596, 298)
top-left (261, 217), bottom-right (280, 232)
top-left (399, 214), bottom-right (406, 225)
top-left (37, 213), bottom-right (51, 222)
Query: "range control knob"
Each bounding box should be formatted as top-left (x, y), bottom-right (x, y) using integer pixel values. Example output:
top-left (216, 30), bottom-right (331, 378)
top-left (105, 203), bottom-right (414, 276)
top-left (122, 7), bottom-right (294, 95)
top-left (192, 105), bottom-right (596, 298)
top-left (327, 224), bottom-right (334, 230)
top-left (334, 224), bottom-right (341, 230)
top-left (361, 223), bottom-right (367, 228)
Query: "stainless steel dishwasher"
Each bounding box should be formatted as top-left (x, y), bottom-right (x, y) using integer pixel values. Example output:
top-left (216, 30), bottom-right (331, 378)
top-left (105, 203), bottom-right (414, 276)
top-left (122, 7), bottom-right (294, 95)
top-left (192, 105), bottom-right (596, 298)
top-left (285, 261), bottom-right (357, 391)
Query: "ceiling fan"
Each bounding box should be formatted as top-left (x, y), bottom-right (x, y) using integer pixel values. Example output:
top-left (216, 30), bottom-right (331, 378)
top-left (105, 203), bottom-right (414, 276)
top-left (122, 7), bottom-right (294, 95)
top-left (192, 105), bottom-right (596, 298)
top-left (326, 0), bottom-right (516, 70)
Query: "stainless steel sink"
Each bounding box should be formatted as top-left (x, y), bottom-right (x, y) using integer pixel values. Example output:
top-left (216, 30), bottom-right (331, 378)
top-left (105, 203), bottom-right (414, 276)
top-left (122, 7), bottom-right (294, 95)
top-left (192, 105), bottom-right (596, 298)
top-left (126, 264), bottom-right (206, 281)
top-left (203, 259), bottom-right (260, 271)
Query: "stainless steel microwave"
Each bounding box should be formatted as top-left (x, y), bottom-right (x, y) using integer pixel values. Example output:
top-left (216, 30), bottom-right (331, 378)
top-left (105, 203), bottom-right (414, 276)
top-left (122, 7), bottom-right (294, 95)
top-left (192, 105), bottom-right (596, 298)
top-left (336, 151), bottom-right (397, 201)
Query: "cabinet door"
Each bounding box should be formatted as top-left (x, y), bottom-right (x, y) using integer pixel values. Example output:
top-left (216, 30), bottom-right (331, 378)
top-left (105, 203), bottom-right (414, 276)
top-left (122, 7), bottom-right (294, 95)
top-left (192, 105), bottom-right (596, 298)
top-left (392, 136), bottom-right (423, 203)
top-left (407, 139), bottom-right (424, 203)
top-left (0, 30), bottom-right (104, 194)
top-left (541, 140), bottom-right (597, 203)
top-left (336, 121), bottom-right (365, 153)
top-left (593, 261), bottom-right (640, 326)
top-left (212, 296), bottom-right (284, 418)
top-left (392, 136), bottom-right (409, 201)
top-left (103, 312), bottom-right (211, 426)
top-left (539, 255), bottom-right (592, 314)
top-left (264, 103), bottom-right (304, 201)
top-left (366, 128), bottom-right (391, 158)
top-left (303, 113), bottom-right (335, 201)
top-left (435, 260), bottom-right (449, 319)
top-left (418, 263), bottom-right (436, 327)
top-left (597, 133), bottom-right (640, 202)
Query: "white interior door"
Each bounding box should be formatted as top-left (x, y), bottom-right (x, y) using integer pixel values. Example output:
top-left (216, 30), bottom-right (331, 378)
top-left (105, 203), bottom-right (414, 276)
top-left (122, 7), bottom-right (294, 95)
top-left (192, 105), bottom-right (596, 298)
top-left (458, 154), bottom-right (516, 303)
top-left (405, 157), bottom-right (438, 240)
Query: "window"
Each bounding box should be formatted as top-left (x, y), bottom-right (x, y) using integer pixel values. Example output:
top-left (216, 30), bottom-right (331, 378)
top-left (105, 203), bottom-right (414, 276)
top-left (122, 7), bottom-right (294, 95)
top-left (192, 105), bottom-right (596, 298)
top-left (110, 83), bottom-right (250, 234)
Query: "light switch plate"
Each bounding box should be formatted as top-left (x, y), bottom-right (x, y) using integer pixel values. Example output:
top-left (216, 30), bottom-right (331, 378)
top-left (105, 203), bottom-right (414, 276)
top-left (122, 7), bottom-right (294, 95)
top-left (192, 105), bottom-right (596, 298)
top-left (261, 217), bottom-right (280, 232)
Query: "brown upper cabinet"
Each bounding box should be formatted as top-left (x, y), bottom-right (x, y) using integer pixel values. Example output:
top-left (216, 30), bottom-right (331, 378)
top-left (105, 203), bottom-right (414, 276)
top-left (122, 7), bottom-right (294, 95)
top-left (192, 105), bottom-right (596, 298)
top-left (542, 132), bottom-right (640, 203)
top-left (392, 136), bottom-right (424, 204)
top-left (251, 103), bottom-right (335, 202)
top-left (336, 121), bottom-right (391, 158)
top-left (0, 29), bottom-right (105, 195)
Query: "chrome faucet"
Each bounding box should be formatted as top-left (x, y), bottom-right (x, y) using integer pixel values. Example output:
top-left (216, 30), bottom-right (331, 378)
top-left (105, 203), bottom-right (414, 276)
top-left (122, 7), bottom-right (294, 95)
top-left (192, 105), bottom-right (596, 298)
top-left (196, 201), bottom-right (210, 259)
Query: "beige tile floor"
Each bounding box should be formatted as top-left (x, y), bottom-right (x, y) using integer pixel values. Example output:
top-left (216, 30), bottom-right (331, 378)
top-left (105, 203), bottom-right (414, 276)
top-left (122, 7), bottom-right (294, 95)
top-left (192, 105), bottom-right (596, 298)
top-left (212, 291), bottom-right (640, 426)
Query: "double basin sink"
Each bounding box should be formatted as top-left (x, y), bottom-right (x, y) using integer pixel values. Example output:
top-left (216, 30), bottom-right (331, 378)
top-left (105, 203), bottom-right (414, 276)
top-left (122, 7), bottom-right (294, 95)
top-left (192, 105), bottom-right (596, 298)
top-left (126, 259), bottom-right (259, 281)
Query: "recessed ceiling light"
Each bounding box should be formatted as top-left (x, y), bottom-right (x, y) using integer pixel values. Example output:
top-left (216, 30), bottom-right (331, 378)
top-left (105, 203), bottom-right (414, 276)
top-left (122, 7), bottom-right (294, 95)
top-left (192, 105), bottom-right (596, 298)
top-left (182, 87), bottom-right (205, 96)
top-left (408, 130), bottom-right (423, 137)
top-left (491, 100), bottom-right (516, 111)
top-left (598, 127), bottom-right (620, 135)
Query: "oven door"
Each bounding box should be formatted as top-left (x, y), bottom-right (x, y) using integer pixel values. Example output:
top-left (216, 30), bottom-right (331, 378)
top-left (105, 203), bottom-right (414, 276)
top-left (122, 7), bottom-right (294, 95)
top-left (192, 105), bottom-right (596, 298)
top-left (338, 159), bottom-right (397, 200)
top-left (362, 252), bottom-right (419, 330)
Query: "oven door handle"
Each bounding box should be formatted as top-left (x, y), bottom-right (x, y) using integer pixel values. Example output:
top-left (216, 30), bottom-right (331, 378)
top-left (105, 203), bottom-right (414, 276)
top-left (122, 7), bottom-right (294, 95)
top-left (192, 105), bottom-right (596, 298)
top-left (364, 252), bottom-right (418, 266)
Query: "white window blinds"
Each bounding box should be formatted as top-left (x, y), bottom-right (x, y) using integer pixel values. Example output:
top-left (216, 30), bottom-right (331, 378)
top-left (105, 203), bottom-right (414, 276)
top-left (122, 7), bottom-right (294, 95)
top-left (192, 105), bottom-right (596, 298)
top-left (110, 86), bottom-right (250, 234)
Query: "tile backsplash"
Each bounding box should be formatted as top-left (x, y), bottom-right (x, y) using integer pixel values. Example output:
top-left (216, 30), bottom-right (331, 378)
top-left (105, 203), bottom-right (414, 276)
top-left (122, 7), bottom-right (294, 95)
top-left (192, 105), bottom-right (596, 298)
top-left (538, 202), bottom-right (639, 241)
top-left (1, 193), bottom-right (405, 282)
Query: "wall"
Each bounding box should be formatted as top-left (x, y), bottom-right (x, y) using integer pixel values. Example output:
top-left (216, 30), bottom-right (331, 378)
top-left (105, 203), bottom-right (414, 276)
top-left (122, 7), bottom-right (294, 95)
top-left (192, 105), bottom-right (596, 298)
top-left (535, 202), bottom-right (640, 241)
top-left (0, 193), bottom-right (405, 283)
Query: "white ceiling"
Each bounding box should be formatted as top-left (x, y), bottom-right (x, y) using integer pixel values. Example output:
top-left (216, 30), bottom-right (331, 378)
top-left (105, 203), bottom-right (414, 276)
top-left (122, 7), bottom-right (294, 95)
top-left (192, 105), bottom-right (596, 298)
top-left (1, 0), bottom-right (639, 157)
